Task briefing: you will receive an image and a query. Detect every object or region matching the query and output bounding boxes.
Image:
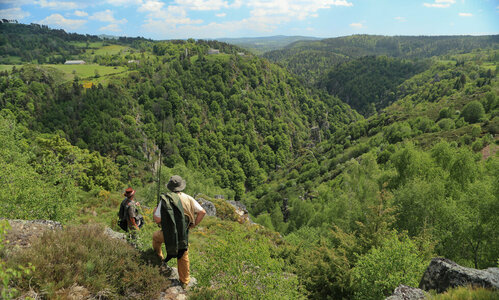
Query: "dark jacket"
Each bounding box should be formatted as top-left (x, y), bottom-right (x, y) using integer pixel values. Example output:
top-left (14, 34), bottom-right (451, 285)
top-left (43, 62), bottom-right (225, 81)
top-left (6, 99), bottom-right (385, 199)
top-left (160, 192), bottom-right (189, 257)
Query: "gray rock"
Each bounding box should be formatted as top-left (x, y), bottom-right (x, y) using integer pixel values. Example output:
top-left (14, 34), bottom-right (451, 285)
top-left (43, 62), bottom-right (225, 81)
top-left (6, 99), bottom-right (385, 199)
top-left (197, 198), bottom-right (216, 217)
top-left (386, 285), bottom-right (427, 300)
top-left (103, 227), bottom-right (126, 240)
top-left (160, 265), bottom-right (197, 291)
top-left (419, 257), bottom-right (499, 293)
top-left (227, 200), bottom-right (253, 223)
top-left (3, 219), bottom-right (63, 252)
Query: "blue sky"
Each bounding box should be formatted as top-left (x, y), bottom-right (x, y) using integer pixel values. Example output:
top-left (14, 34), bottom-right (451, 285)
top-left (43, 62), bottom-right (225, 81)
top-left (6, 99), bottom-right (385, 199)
top-left (1, 0), bottom-right (498, 39)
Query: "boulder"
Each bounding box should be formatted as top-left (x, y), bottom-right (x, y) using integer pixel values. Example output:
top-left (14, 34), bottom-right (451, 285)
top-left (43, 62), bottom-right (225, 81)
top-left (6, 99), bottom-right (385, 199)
top-left (227, 200), bottom-right (253, 224)
top-left (103, 226), bottom-right (126, 240)
top-left (386, 285), bottom-right (427, 300)
top-left (197, 198), bottom-right (217, 217)
top-left (419, 258), bottom-right (499, 293)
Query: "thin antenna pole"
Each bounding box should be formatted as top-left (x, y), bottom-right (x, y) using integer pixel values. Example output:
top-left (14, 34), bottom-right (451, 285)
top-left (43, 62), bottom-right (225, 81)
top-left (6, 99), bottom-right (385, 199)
top-left (157, 116), bottom-right (165, 203)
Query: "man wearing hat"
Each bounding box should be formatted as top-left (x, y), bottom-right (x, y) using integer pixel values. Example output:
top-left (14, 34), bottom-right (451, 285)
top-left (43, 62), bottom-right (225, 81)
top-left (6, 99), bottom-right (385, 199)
top-left (152, 175), bottom-right (206, 287)
top-left (118, 187), bottom-right (142, 232)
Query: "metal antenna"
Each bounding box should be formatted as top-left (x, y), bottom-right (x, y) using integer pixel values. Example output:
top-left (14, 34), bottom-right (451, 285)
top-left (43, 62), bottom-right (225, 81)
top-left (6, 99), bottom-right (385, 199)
top-left (157, 115), bottom-right (165, 203)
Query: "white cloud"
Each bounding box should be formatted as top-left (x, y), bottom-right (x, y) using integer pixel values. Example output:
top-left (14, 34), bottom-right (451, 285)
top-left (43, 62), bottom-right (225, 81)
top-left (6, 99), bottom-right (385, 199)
top-left (0, 7), bottom-right (31, 19)
top-left (99, 23), bottom-right (122, 32)
top-left (350, 22), bottom-right (364, 28)
top-left (174, 0), bottom-right (230, 11)
top-left (74, 10), bottom-right (88, 17)
top-left (35, 0), bottom-right (81, 10)
top-left (40, 13), bottom-right (87, 29)
top-left (216, 13), bottom-right (226, 17)
top-left (141, 0), bottom-right (354, 38)
top-left (143, 18), bottom-right (251, 38)
top-left (139, 0), bottom-right (165, 12)
top-left (458, 12), bottom-right (472, 17)
top-left (394, 16), bottom-right (406, 22)
top-left (423, 0), bottom-right (455, 8)
top-left (90, 9), bottom-right (127, 24)
top-left (104, 0), bottom-right (142, 6)
top-left (0, 0), bottom-right (32, 5)
top-left (246, 0), bottom-right (353, 21)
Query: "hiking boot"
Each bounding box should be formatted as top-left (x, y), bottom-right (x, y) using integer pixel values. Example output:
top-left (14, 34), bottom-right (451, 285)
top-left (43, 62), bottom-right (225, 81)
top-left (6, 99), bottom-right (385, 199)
top-left (160, 262), bottom-right (173, 277)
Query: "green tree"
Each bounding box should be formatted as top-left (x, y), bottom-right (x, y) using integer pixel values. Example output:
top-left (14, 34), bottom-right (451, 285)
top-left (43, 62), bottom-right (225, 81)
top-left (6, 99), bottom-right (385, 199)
top-left (352, 232), bottom-right (427, 300)
top-left (462, 101), bottom-right (485, 123)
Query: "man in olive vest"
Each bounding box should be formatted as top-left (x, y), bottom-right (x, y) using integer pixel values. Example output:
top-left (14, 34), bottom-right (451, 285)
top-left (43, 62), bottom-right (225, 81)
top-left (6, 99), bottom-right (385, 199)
top-left (153, 175), bottom-right (206, 287)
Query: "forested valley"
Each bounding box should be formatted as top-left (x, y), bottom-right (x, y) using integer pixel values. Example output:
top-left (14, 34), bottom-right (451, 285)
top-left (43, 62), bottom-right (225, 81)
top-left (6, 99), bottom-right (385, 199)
top-left (1, 23), bottom-right (498, 299)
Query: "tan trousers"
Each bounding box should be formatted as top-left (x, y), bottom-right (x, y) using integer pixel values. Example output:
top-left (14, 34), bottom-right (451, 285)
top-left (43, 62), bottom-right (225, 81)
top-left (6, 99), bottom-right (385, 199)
top-left (152, 230), bottom-right (190, 284)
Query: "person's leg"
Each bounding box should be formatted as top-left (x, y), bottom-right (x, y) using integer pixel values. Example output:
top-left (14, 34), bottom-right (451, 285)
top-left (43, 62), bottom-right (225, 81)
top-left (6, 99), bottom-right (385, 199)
top-left (152, 230), bottom-right (164, 259)
top-left (177, 249), bottom-right (190, 285)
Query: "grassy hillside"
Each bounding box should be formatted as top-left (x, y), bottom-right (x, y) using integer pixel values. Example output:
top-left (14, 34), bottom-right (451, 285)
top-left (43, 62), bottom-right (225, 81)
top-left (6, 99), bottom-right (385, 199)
top-left (0, 24), bottom-right (498, 299)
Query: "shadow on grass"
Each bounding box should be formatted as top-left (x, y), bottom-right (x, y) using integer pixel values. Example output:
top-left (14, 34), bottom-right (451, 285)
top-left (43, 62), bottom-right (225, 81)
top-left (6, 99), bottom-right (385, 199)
top-left (139, 248), bottom-right (163, 267)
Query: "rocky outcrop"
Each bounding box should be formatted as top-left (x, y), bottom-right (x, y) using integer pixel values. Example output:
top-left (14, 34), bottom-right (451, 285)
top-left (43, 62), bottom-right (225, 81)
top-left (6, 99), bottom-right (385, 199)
top-left (419, 258), bottom-right (499, 293)
top-left (386, 285), bottom-right (427, 300)
top-left (3, 219), bottom-right (63, 253)
top-left (227, 200), bottom-right (253, 224)
top-left (197, 197), bottom-right (217, 217)
top-left (3, 219), bottom-right (194, 300)
top-left (103, 226), bottom-right (126, 240)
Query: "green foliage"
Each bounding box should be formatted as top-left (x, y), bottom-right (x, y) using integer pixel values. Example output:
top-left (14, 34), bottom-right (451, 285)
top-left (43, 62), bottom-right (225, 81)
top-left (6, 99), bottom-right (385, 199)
top-left (462, 101), bottom-right (485, 123)
top-left (320, 56), bottom-right (428, 115)
top-left (189, 218), bottom-right (304, 299)
top-left (437, 118), bottom-right (455, 130)
top-left (352, 233), bottom-right (427, 300)
top-left (429, 286), bottom-right (499, 300)
top-left (8, 224), bottom-right (168, 299)
top-left (0, 221), bottom-right (34, 300)
top-left (0, 113), bottom-right (78, 222)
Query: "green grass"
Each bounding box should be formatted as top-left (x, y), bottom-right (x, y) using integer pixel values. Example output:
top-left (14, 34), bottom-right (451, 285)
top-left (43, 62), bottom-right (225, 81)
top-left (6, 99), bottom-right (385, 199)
top-left (428, 286), bottom-right (499, 299)
top-left (41, 64), bottom-right (127, 81)
top-left (0, 65), bottom-right (14, 72)
top-left (91, 45), bottom-right (128, 56)
top-left (0, 56), bottom-right (22, 64)
top-left (68, 41), bottom-right (105, 49)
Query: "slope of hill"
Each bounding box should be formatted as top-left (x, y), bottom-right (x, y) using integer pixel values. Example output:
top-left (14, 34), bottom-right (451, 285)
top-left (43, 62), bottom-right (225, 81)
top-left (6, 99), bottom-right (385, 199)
top-left (245, 47), bottom-right (499, 298)
top-left (263, 34), bottom-right (499, 85)
top-left (0, 23), bottom-right (498, 300)
top-left (217, 35), bottom-right (321, 54)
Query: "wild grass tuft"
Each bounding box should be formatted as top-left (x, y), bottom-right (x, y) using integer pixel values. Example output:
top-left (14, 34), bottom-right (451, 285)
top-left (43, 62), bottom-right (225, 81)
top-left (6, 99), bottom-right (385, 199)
top-left (8, 224), bottom-right (168, 299)
top-left (429, 286), bottom-right (499, 300)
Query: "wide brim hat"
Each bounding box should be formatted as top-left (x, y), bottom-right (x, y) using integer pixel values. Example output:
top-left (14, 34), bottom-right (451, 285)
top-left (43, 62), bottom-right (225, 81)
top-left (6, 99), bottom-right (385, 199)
top-left (167, 175), bottom-right (186, 192)
top-left (124, 187), bottom-right (135, 197)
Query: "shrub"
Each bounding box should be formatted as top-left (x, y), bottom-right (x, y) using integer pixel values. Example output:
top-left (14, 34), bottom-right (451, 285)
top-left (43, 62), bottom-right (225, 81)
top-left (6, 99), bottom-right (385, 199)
top-left (438, 107), bottom-right (452, 120)
top-left (437, 118), bottom-right (455, 131)
top-left (8, 224), bottom-right (168, 299)
top-left (462, 101), bottom-right (485, 123)
top-left (352, 232), bottom-right (427, 300)
top-left (189, 219), bottom-right (303, 299)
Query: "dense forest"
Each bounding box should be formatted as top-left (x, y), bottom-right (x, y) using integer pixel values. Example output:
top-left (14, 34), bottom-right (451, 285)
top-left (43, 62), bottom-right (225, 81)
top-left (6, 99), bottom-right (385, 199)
top-left (0, 23), bottom-right (498, 299)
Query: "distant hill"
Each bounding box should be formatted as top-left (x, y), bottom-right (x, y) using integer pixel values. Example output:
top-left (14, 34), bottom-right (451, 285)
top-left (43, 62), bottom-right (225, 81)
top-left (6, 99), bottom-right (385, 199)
top-left (216, 35), bottom-right (321, 54)
top-left (264, 34), bottom-right (499, 84)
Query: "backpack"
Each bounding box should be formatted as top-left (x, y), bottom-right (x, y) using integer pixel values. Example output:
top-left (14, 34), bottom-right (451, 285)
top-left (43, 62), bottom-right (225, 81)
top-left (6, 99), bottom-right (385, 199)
top-left (118, 199), bottom-right (144, 232)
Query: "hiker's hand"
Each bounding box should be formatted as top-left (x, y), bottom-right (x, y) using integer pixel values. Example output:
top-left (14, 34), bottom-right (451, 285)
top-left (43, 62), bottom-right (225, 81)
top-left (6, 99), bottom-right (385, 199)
top-left (136, 202), bottom-right (140, 206)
